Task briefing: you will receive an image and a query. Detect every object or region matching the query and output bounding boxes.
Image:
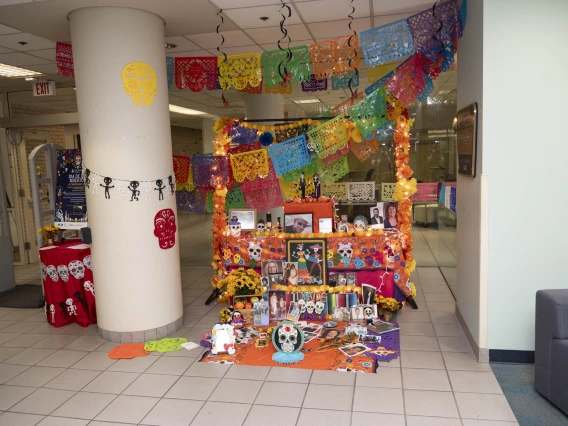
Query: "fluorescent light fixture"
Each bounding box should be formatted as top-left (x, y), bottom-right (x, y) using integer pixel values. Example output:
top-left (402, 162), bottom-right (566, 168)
top-left (169, 104), bottom-right (206, 115)
top-left (293, 99), bottom-right (320, 104)
top-left (0, 63), bottom-right (42, 78)
top-left (25, 77), bottom-right (37, 81)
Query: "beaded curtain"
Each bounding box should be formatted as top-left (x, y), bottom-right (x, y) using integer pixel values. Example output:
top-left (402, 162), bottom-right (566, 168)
top-left (385, 56), bottom-right (426, 107)
top-left (262, 46), bottom-right (311, 88)
top-left (175, 57), bottom-right (218, 92)
top-left (351, 139), bottom-right (379, 163)
top-left (267, 135), bottom-right (311, 177)
top-left (217, 54), bottom-right (262, 91)
top-left (367, 63), bottom-right (397, 84)
top-left (306, 115), bottom-right (349, 159)
top-left (317, 156), bottom-right (349, 184)
top-left (279, 174), bottom-right (316, 200)
top-left (230, 149), bottom-right (270, 182)
top-left (348, 86), bottom-right (391, 140)
top-left (191, 155), bottom-right (229, 188)
top-left (331, 71), bottom-right (359, 90)
top-left (56, 42), bottom-right (74, 78)
top-left (231, 125), bottom-right (258, 145)
top-left (359, 19), bottom-right (415, 68)
top-left (309, 35), bottom-right (361, 79)
top-left (321, 183), bottom-right (347, 200)
top-left (301, 74), bottom-right (328, 92)
top-left (166, 57), bottom-right (174, 88)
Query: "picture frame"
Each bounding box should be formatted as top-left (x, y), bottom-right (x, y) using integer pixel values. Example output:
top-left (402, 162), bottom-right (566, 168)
top-left (261, 260), bottom-right (283, 276)
top-left (350, 305), bottom-right (365, 321)
top-left (369, 203), bottom-right (385, 229)
top-left (382, 201), bottom-right (399, 230)
top-left (286, 301), bottom-right (301, 322)
top-left (283, 262), bottom-right (299, 286)
top-left (286, 239), bottom-right (327, 285)
top-left (318, 217), bottom-right (333, 234)
top-left (228, 208), bottom-right (257, 231)
top-left (332, 306), bottom-right (351, 322)
top-left (284, 213), bottom-right (314, 234)
top-left (268, 290), bottom-right (287, 322)
top-left (362, 283), bottom-right (377, 305)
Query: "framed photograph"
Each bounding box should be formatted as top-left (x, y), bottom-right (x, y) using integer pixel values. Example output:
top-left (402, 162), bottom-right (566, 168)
top-left (253, 301), bottom-right (269, 327)
top-left (286, 301), bottom-right (301, 322)
top-left (332, 306), bottom-right (351, 322)
top-left (268, 274), bottom-right (284, 289)
top-left (268, 290), bottom-right (287, 322)
top-left (382, 202), bottom-right (399, 230)
top-left (286, 239), bottom-right (327, 285)
top-left (338, 343), bottom-right (369, 357)
top-left (303, 332), bottom-right (318, 343)
top-left (328, 272), bottom-right (338, 286)
top-left (318, 217), bottom-right (333, 234)
top-left (367, 320), bottom-right (400, 335)
top-left (318, 328), bottom-right (345, 340)
top-left (369, 203), bottom-right (385, 229)
top-left (337, 273), bottom-right (347, 287)
top-left (261, 276), bottom-right (270, 290)
top-left (261, 260), bottom-right (283, 276)
top-left (283, 262), bottom-right (299, 286)
top-left (359, 334), bottom-right (382, 343)
top-left (362, 283), bottom-right (377, 306)
top-left (228, 208), bottom-right (257, 231)
top-left (350, 305), bottom-right (365, 321)
top-left (346, 272), bottom-right (357, 286)
top-left (284, 213), bottom-right (313, 234)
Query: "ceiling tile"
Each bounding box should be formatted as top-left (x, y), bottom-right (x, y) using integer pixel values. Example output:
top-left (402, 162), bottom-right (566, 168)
top-left (0, 32), bottom-right (55, 51)
top-left (208, 46), bottom-right (262, 56)
top-left (210, 0), bottom-right (282, 8)
top-left (25, 63), bottom-right (58, 74)
top-left (0, 46), bottom-right (14, 54)
top-left (168, 50), bottom-right (212, 58)
top-left (372, 0), bottom-right (434, 15)
top-left (164, 36), bottom-right (202, 52)
top-left (187, 30), bottom-right (255, 49)
top-left (373, 12), bottom-right (413, 27)
top-left (246, 24), bottom-right (312, 45)
top-left (0, 52), bottom-right (52, 66)
top-left (224, 4), bottom-right (302, 29)
top-left (295, 0), bottom-right (370, 23)
top-left (0, 23), bottom-right (20, 36)
top-left (26, 48), bottom-right (55, 61)
top-left (259, 39), bottom-right (313, 52)
top-left (309, 17), bottom-right (371, 40)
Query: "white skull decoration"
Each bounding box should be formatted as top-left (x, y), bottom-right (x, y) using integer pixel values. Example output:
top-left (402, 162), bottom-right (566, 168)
top-left (257, 220), bottom-right (265, 232)
top-left (41, 263), bottom-right (47, 282)
top-left (315, 301), bottom-right (325, 314)
top-left (229, 221), bottom-right (241, 237)
top-left (46, 265), bottom-right (59, 282)
top-left (278, 323), bottom-right (298, 353)
top-left (248, 241), bottom-right (262, 261)
top-left (306, 300), bottom-right (315, 314)
top-left (68, 260), bottom-right (85, 280)
top-left (57, 265), bottom-right (69, 282)
top-left (83, 255), bottom-right (92, 271)
top-left (337, 242), bottom-right (354, 261)
top-left (364, 307), bottom-right (374, 318)
top-left (353, 215), bottom-right (368, 231)
top-left (84, 281), bottom-right (95, 296)
top-left (297, 299), bottom-right (306, 314)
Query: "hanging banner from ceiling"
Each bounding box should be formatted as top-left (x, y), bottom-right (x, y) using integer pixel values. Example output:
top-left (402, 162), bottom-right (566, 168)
top-left (55, 149), bottom-right (88, 229)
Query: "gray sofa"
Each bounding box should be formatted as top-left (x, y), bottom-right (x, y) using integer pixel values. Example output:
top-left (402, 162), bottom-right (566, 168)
top-left (535, 289), bottom-right (568, 415)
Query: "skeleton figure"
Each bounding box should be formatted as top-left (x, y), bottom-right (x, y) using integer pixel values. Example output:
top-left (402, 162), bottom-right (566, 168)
top-left (168, 175), bottom-right (175, 195)
top-left (256, 219), bottom-right (265, 232)
top-left (155, 179), bottom-right (166, 201)
top-left (337, 242), bottom-right (354, 262)
top-left (313, 173), bottom-right (321, 200)
top-left (128, 181), bottom-right (140, 201)
top-left (248, 241), bottom-right (262, 261)
top-left (49, 304), bottom-right (55, 323)
top-left (364, 306), bottom-right (375, 325)
top-left (83, 255), bottom-right (92, 271)
top-left (315, 300), bottom-right (325, 314)
top-left (57, 265), bottom-right (69, 282)
top-left (66, 298), bottom-right (77, 316)
top-left (68, 260), bottom-right (85, 280)
top-left (228, 221), bottom-right (241, 237)
top-left (278, 323), bottom-right (298, 353)
top-left (84, 169), bottom-right (91, 188)
top-left (46, 265), bottom-right (59, 282)
top-left (299, 172), bottom-right (306, 199)
top-left (306, 300), bottom-right (315, 314)
top-left (84, 281), bottom-right (95, 297)
top-left (100, 177), bottom-right (114, 199)
top-left (297, 299), bottom-right (306, 314)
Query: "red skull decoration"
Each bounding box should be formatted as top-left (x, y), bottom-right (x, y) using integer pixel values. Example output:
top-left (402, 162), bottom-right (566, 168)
top-left (153, 208), bottom-right (177, 249)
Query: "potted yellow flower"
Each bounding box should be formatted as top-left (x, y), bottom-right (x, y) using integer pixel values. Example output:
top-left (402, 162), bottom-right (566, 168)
top-left (375, 295), bottom-right (401, 322)
top-left (36, 225), bottom-right (60, 246)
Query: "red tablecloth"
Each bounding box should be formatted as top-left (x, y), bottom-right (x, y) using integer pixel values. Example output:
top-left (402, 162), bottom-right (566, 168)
top-left (39, 242), bottom-right (97, 327)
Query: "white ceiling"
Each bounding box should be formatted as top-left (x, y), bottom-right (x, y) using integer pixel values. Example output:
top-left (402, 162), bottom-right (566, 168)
top-left (0, 0), bottom-right (456, 127)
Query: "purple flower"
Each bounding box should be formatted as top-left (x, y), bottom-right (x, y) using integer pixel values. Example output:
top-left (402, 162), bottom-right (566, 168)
top-left (365, 256), bottom-right (374, 266)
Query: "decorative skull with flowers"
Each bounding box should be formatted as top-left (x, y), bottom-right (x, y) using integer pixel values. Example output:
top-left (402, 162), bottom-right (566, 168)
top-left (278, 323), bottom-right (298, 353)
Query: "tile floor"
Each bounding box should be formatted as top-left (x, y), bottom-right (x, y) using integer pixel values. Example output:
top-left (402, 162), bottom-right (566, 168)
top-left (1, 214), bottom-right (518, 425)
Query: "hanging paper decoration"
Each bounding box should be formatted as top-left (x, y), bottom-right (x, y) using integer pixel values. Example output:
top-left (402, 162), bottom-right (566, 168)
top-left (309, 35), bottom-right (361, 80)
top-left (351, 138), bottom-right (379, 163)
top-left (121, 62), bottom-right (158, 107)
top-left (306, 115), bottom-right (349, 159)
top-left (348, 86), bottom-right (391, 140)
top-left (217, 53), bottom-right (262, 91)
top-left (225, 186), bottom-right (247, 211)
top-left (267, 135), bottom-right (311, 177)
top-left (317, 156), bottom-right (349, 184)
top-left (240, 159), bottom-right (278, 192)
top-left (322, 144), bottom-right (349, 165)
top-left (417, 74), bottom-right (435, 103)
top-left (331, 92), bottom-right (364, 116)
top-left (275, 126), bottom-right (299, 143)
top-left (385, 56), bottom-right (426, 107)
top-left (321, 182), bottom-right (347, 200)
top-left (279, 174), bottom-right (316, 200)
top-left (365, 70), bottom-right (394, 96)
top-left (230, 149), bottom-right (270, 183)
top-left (231, 125), bottom-right (257, 145)
top-left (239, 79), bottom-right (263, 94)
top-left (359, 19), bottom-right (415, 68)
top-left (242, 178), bottom-right (283, 212)
top-left (301, 74), bottom-right (327, 92)
top-left (331, 71), bottom-right (359, 90)
top-left (262, 46), bottom-right (311, 88)
top-left (228, 141), bottom-right (261, 156)
top-left (280, 160), bottom-right (318, 184)
top-left (56, 42), bottom-right (74, 78)
top-left (266, 83), bottom-right (293, 95)
top-left (192, 155), bottom-right (229, 188)
top-left (176, 188), bottom-right (209, 213)
top-left (173, 155), bottom-right (194, 191)
top-left (166, 57), bottom-right (174, 88)
top-left (367, 63), bottom-right (397, 84)
top-left (175, 57), bottom-right (218, 92)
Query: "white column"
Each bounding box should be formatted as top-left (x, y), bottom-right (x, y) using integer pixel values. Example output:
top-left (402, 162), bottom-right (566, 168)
top-left (243, 93), bottom-right (285, 223)
top-left (201, 118), bottom-right (216, 154)
top-left (70, 7), bottom-right (182, 340)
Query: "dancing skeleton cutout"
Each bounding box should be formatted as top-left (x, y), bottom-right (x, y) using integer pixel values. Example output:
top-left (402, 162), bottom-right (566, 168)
top-left (155, 179), bottom-right (166, 200)
top-left (100, 177), bottom-right (114, 199)
top-left (128, 181), bottom-right (140, 201)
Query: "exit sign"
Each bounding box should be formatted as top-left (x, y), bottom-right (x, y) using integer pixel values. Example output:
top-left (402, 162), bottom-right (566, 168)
top-left (33, 81), bottom-right (56, 97)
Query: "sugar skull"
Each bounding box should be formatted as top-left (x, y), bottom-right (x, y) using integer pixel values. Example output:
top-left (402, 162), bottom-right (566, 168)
top-left (353, 215), bottom-right (368, 231)
top-left (46, 265), bottom-right (58, 282)
top-left (229, 220), bottom-right (241, 237)
top-left (74, 153), bottom-right (82, 168)
top-left (84, 281), bottom-right (95, 296)
top-left (57, 265), bottom-right (69, 282)
top-left (306, 300), bottom-right (315, 314)
top-left (315, 300), bottom-right (325, 314)
top-left (121, 62), bottom-right (158, 107)
top-left (297, 299), bottom-right (306, 314)
top-left (68, 260), bottom-right (85, 280)
top-left (153, 208), bottom-right (177, 249)
top-left (257, 219), bottom-right (265, 232)
top-left (248, 241), bottom-right (262, 261)
top-left (337, 242), bottom-right (354, 261)
top-left (83, 255), bottom-right (92, 271)
top-left (41, 263), bottom-right (47, 282)
top-left (278, 323), bottom-right (298, 353)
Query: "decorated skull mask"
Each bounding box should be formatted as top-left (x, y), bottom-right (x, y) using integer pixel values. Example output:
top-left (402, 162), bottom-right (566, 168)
top-left (297, 299), bottom-right (306, 314)
top-left (121, 62), bottom-right (158, 106)
top-left (68, 260), bottom-right (85, 280)
top-left (315, 301), bottom-right (325, 314)
top-left (83, 255), bottom-right (92, 271)
top-left (57, 265), bottom-right (69, 282)
top-left (248, 241), bottom-right (262, 261)
top-left (46, 265), bottom-right (59, 282)
top-left (337, 242), bottom-right (354, 260)
top-left (306, 300), bottom-right (315, 314)
top-left (257, 220), bottom-right (265, 232)
top-left (353, 215), bottom-right (368, 231)
top-left (229, 221), bottom-right (241, 237)
top-left (154, 208), bottom-right (177, 249)
top-left (278, 323), bottom-right (298, 353)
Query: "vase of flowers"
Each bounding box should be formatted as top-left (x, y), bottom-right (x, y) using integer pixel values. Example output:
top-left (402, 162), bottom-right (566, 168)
top-left (36, 225), bottom-right (60, 246)
top-left (375, 295), bottom-right (400, 321)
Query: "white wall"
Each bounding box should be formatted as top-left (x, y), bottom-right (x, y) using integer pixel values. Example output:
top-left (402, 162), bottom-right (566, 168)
top-left (483, 0), bottom-right (568, 351)
top-left (201, 118), bottom-right (216, 154)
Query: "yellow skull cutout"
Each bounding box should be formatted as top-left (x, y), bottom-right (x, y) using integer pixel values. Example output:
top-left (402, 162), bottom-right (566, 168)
top-left (121, 62), bottom-right (158, 106)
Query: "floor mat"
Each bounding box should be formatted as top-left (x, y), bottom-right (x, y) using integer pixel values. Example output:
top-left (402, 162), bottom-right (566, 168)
top-left (0, 284), bottom-right (44, 309)
top-left (490, 363), bottom-right (568, 426)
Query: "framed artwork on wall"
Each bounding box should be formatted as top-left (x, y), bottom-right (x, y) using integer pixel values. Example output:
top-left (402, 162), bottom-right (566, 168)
top-left (286, 239), bottom-right (327, 285)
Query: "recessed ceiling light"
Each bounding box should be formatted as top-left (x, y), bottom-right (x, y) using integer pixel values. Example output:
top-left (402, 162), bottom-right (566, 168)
top-left (165, 43), bottom-right (177, 49)
top-left (293, 99), bottom-right (321, 104)
top-left (169, 104), bottom-right (206, 116)
top-left (0, 63), bottom-right (42, 78)
top-left (25, 77), bottom-right (36, 81)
